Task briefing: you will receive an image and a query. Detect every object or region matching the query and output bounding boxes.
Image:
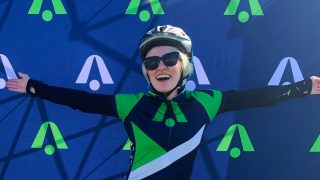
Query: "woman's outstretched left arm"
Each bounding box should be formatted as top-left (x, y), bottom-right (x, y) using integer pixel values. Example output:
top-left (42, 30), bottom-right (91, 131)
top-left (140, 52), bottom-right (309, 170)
top-left (218, 76), bottom-right (320, 114)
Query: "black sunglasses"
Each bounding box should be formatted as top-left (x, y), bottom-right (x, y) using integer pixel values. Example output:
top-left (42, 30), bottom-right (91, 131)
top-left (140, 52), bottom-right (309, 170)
top-left (144, 52), bottom-right (180, 70)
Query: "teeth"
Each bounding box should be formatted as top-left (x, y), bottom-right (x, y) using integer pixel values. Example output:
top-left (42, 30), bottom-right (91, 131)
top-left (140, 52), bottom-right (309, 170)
top-left (157, 74), bottom-right (170, 78)
top-left (156, 74), bottom-right (171, 80)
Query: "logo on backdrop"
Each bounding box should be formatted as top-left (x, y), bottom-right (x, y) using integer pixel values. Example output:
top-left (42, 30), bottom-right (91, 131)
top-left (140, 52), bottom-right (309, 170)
top-left (76, 55), bottom-right (114, 91)
top-left (31, 121), bottom-right (68, 156)
top-left (123, 138), bottom-right (131, 151)
top-left (125, 0), bottom-right (164, 22)
top-left (216, 124), bottom-right (254, 158)
top-left (28, 0), bottom-right (67, 22)
top-left (268, 57), bottom-right (304, 86)
top-left (0, 54), bottom-right (18, 89)
top-left (310, 135), bottom-right (320, 153)
top-left (224, 0), bottom-right (264, 23)
top-left (185, 56), bottom-right (210, 91)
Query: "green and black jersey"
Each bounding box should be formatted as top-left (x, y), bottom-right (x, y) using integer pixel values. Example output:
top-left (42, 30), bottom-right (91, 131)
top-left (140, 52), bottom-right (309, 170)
top-left (26, 78), bottom-right (312, 179)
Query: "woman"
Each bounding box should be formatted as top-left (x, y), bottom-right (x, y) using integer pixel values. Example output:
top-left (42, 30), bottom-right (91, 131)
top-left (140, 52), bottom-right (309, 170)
top-left (6, 25), bottom-right (320, 180)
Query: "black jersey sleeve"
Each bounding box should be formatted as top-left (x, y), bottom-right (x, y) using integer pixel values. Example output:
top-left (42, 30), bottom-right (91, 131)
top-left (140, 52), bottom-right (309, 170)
top-left (26, 79), bottom-right (118, 116)
top-left (217, 78), bottom-right (312, 114)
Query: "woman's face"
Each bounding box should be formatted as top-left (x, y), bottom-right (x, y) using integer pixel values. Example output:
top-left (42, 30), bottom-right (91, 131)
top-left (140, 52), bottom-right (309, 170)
top-left (145, 46), bottom-right (182, 93)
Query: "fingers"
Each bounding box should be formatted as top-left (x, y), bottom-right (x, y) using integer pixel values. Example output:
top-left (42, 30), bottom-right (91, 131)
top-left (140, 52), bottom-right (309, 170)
top-left (311, 84), bottom-right (320, 95)
top-left (18, 72), bottom-right (25, 78)
top-left (6, 84), bottom-right (23, 92)
top-left (5, 79), bottom-right (27, 93)
top-left (18, 72), bottom-right (29, 79)
top-left (311, 76), bottom-right (320, 85)
top-left (3, 72), bottom-right (29, 93)
top-left (6, 80), bottom-right (19, 87)
top-left (315, 78), bottom-right (320, 84)
top-left (7, 87), bottom-right (23, 93)
top-left (310, 76), bottom-right (320, 95)
top-left (6, 81), bottom-right (20, 89)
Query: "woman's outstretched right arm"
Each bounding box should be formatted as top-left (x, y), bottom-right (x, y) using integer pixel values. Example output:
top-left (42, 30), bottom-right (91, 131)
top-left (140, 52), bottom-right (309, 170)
top-left (6, 72), bottom-right (117, 116)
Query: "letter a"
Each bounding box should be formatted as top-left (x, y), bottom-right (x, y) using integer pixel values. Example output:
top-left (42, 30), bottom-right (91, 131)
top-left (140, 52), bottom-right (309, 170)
top-left (125, 0), bottom-right (164, 15)
top-left (224, 0), bottom-right (263, 16)
top-left (217, 124), bottom-right (254, 152)
top-left (31, 121), bottom-right (68, 149)
top-left (76, 55), bottom-right (114, 85)
top-left (0, 54), bottom-right (18, 80)
top-left (310, 135), bottom-right (320, 153)
top-left (268, 57), bottom-right (304, 86)
top-left (28, 0), bottom-right (67, 14)
top-left (193, 56), bottom-right (210, 85)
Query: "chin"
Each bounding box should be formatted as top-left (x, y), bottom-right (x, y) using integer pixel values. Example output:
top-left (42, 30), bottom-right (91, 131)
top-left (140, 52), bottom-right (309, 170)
top-left (151, 80), bottom-right (177, 93)
top-left (154, 87), bottom-right (171, 93)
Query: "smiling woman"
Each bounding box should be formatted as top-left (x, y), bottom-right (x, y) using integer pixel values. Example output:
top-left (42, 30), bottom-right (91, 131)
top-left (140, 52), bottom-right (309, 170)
top-left (5, 25), bottom-right (320, 180)
top-left (140, 25), bottom-right (194, 101)
top-left (144, 46), bottom-right (184, 99)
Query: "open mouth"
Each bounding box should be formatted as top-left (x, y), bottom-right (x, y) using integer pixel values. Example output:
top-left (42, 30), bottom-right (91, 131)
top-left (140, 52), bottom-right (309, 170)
top-left (156, 74), bottom-right (171, 81)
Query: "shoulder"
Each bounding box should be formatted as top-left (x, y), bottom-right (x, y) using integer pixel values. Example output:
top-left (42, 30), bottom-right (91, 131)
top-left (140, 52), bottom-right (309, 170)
top-left (115, 92), bottom-right (146, 120)
top-left (186, 89), bottom-right (222, 99)
top-left (185, 89), bottom-right (223, 120)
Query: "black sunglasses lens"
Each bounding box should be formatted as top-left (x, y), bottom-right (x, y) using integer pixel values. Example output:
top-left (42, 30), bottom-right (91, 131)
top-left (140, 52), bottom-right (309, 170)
top-left (162, 52), bottom-right (179, 66)
top-left (144, 57), bottom-right (160, 70)
top-left (144, 52), bottom-right (179, 70)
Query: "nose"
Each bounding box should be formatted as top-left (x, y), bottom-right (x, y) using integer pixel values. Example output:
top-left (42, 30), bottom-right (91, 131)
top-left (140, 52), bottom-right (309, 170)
top-left (157, 60), bottom-right (167, 70)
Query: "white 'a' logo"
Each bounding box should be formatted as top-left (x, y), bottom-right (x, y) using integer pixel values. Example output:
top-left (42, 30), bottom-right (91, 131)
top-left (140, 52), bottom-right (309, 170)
top-left (185, 56), bottom-right (210, 91)
top-left (0, 54), bottom-right (18, 89)
top-left (76, 55), bottom-right (114, 91)
top-left (268, 57), bottom-right (304, 86)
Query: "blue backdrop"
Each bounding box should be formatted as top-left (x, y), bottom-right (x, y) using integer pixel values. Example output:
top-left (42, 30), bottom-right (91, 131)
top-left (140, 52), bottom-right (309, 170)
top-left (0, 0), bottom-right (319, 179)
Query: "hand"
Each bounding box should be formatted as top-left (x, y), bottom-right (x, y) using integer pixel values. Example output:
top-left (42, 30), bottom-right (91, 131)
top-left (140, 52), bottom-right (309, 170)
top-left (310, 76), bottom-right (320, 95)
top-left (6, 72), bottom-right (30, 93)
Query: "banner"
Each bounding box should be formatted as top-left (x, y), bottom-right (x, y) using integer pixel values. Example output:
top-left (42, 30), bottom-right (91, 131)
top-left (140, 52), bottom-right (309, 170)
top-left (0, 0), bottom-right (319, 179)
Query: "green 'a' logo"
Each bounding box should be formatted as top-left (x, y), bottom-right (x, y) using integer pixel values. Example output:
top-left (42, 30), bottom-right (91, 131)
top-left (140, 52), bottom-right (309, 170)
top-left (310, 134), bottom-right (320, 153)
top-left (31, 121), bottom-right (68, 155)
top-left (28, 0), bottom-right (67, 22)
top-left (217, 124), bottom-right (254, 158)
top-left (125, 0), bottom-right (164, 22)
top-left (224, 0), bottom-right (264, 23)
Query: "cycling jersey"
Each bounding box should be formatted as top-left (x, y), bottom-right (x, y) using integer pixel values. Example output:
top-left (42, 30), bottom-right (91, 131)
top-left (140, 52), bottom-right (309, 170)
top-left (26, 78), bottom-right (312, 179)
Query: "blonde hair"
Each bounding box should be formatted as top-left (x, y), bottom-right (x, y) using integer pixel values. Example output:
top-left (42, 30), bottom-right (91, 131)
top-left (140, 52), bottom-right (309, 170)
top-left (142, 52), bottom-right (193, 85)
